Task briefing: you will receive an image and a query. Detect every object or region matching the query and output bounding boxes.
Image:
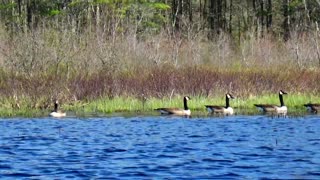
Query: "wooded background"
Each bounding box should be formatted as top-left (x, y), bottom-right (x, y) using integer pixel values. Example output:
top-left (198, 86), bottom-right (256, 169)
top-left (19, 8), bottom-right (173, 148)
top-left (1, 0), bottom-right (319, 40)
top-left (1, 1), bottom-right (320, 110)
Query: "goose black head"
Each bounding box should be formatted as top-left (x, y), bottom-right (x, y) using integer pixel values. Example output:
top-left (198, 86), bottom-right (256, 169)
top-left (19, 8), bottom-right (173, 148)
top-left (279, 90), bottom-right (287, 95)
top-left (226, 93), bottom-right (235, 99)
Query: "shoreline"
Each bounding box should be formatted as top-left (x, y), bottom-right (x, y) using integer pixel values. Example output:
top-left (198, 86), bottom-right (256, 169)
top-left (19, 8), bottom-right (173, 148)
top-left (0, 94), bottom-right (317, 117)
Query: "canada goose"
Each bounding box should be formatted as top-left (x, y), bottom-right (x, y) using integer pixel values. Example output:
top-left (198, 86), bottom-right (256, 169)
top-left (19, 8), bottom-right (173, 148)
top-left (254, 90), bottom-right (288, 114)
top-left (205, 93), bottom-right (235, 115)
top-left (49, 100), bottom-right (66, 118)
top-left (155, 96), bottom-right (191, 116)
top-left (303, 103), bottom-right (320, 113)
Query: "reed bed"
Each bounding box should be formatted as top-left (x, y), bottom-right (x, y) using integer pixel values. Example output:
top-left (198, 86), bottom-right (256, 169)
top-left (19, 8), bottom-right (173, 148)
top-left (0, 67), bottom-right (319, 117)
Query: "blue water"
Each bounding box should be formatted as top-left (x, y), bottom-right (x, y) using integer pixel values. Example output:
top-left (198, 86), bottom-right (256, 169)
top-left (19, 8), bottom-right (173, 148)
top-left (0, 115), bottom-right (319, 179)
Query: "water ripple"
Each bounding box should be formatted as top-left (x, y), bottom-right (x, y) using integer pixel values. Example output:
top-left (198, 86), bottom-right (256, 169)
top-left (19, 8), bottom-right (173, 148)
top-left (0, 116), bottom-right (319, 179)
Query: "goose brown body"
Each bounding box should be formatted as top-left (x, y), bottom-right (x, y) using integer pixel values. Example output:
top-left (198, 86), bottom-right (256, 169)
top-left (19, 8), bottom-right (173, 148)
top-left (155, 96), bottom-right (191, 116)
top-left (254, 90), bottom-right (288, 114)
top-left (205, 93), bottom-right (235, 115)
top-left (49, 100), bottom-right (66, 118)
top-left (304, 103), bottom-right (320, 113)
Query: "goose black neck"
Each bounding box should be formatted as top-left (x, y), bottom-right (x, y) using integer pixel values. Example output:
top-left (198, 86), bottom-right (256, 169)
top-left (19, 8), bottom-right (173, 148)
top-left (225, 95), bottom-right (230, 108)
top-left (54, 103), bottom-right (58, 112)
top-left (184, 98), bottom-right (189, 110)
top-left (279, 94), bottom-right (285, 106)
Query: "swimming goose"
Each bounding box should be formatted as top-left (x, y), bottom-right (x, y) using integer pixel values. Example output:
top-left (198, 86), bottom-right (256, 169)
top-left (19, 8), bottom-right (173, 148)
top-left (303, 103), bottom-right (320, 113)
top-left (254, 90), bottom-right (288, 114)
top-left (49, 100), bottom-right (66, 118)
top-left (155, 96), bottom-right (191, 116)
top-left (205, 93), bottom-right (235, 115)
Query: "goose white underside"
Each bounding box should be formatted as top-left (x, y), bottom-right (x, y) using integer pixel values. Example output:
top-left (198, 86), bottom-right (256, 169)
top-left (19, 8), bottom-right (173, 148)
top-left (257, 107), bottom-right (265, 112)
top-left (158, 109), bottom-right (191, 116)
top-left (159, 110), bottom-right (170, 114)
top-left (306, 106), bottom-right (313, 112)
top-left (206, 107), bottom-right (234, 115)
top-left (275, 106), bottom-right (287, 114)
top-left (206, 107), bottom-right (213, 113)
top-left (256, 106), bottom-right (287, 114)
top-left (224, 107), bottom-right (234, 115)
top-left (50, 112), bottom-right (66, 118)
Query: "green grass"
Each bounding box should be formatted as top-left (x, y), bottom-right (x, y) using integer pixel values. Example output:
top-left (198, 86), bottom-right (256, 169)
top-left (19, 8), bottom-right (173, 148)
top-left (65, 94), bottom-right (318, 116)
top-left (0, 93), bottom-right (317, 117)
top-left (0, 108), bottom-right (46, 118)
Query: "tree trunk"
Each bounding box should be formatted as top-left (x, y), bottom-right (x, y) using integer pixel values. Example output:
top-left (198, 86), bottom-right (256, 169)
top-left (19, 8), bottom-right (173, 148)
top-left (267, 0), bottom-right (272, 31)
top-left (302, 0), bottom-right (311, 26)
top-left (229, 0), bottom-right (233, 34)
top-left (189, 0), bottom-right (192, 22)
top-left (172, 0), bottom-right (182, 31)
top-left (283, 0), bottom-right (290, 40)
top-left (259, 0), bottom-right (265, 35)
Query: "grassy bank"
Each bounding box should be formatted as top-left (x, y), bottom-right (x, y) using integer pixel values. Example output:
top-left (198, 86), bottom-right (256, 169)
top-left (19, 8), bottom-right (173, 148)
top-left (67, 93), bottom-right (319, 114)
top-left (0, 65), bottom-right (319, 117)
top-left (0, 93), bottom-right (317, 117)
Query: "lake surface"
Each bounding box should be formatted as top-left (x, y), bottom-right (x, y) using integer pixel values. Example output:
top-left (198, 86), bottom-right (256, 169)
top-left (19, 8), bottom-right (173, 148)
top-left (0, 115), bottom-right (319, 179)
